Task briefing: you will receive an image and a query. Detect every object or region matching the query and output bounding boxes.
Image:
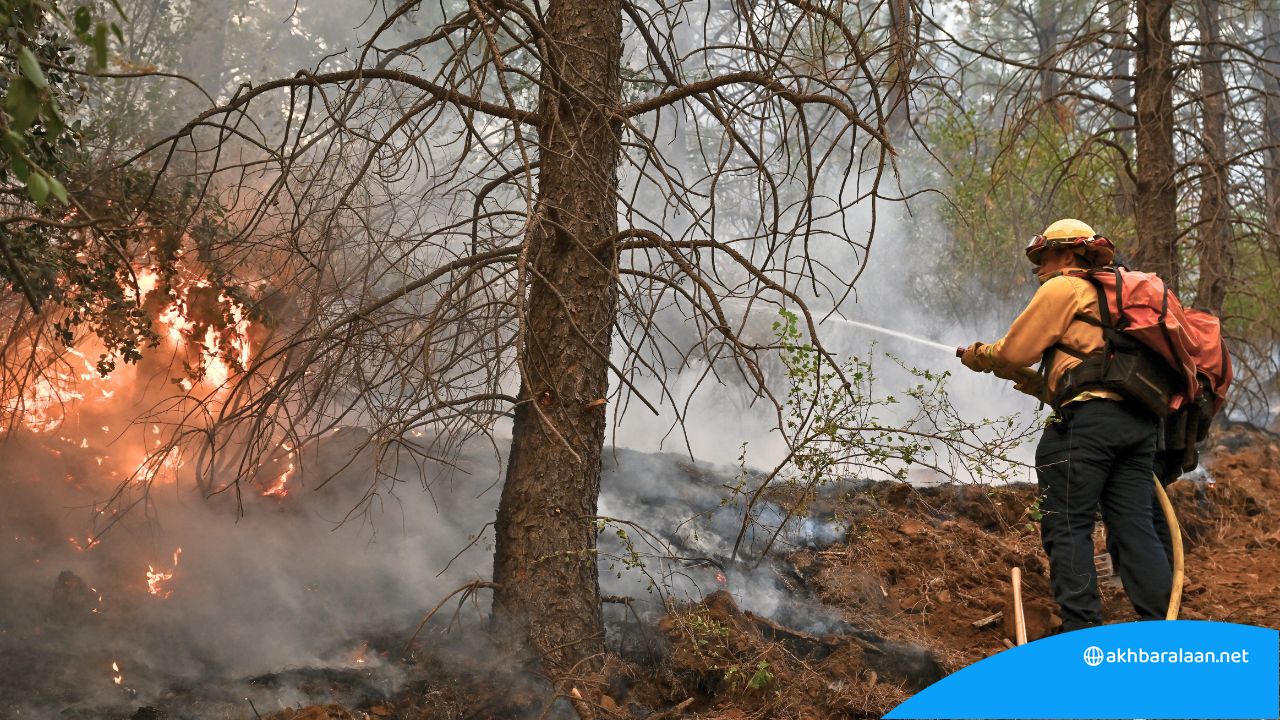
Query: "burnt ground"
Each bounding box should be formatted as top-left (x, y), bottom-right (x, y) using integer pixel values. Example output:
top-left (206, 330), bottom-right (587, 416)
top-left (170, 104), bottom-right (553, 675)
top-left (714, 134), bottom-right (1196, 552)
top-left (100, 425), bottom-right (1280, 720)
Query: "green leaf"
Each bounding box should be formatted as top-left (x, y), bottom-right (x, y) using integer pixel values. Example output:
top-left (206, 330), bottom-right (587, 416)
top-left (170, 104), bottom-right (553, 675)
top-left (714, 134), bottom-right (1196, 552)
top-left (47, 176), bottom-right (67, 204)
top-left (10, 157), bottom-right (30, 182)
top-left (110, 22), bottom-right (124, 44)
top-left (748, 662), bottom-right (773, 690)
top-left (74, 6), bottom-right (91, 34)
top-left (27, 172), bottom-right (49, 204)
top-left (16, 46), bottom-right (47, 89)
top-left (41, 104), bottom-right (65, 137)
top-left (0, 129), bottom-right (25, 153)
top-left (92, 22), bottom-right (108, 70)
top-left (5, 77), bottom-right (41, 131)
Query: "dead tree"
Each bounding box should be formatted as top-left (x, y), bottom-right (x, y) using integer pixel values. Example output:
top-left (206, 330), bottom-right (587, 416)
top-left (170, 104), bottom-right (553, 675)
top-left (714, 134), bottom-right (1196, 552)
top-left (1132, 0), bottom-right (1180, 288)
top-left (489, 0), bottom-right (624, 675)
top-left (1194, 0), bottom-right (1232, 313)
top-left (1108, 0), bottom-right (1135, 218)
top-left (1263, 6), bottom-right (1280, 240)
top-left (83, 0), bottom-right (908, 691)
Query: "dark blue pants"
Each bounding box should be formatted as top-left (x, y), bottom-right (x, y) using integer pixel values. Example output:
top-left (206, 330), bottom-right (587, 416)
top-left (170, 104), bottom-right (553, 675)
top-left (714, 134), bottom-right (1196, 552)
top-left (1035, 400), bottom-right (1172, 630)
top-left (1107, 483), bottom-right (1176, 575)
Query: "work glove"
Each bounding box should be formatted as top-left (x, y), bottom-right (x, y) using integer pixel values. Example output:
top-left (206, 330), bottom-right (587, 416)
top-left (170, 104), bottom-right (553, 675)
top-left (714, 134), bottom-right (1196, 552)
top-left (960, 342), bottom-right (998, 373)
top-left (1010, 369), bottom-right (1051, 404)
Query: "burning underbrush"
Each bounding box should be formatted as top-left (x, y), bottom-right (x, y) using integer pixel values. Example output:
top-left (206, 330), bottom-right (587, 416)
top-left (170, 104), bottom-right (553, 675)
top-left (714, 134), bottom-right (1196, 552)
top-left (0, 256), bottom-right (478, 717)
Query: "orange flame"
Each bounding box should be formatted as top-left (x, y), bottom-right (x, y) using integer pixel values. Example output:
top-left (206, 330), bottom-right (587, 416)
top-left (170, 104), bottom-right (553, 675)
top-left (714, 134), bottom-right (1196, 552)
top-left (112, 661), bottom-right (122, 685)
top-left (135, 446), bottom-right (183, 487)
top-left (264, 448), bottom-right (296, 498)
top-left (13, 372), bottom-right (86, 433)
top-left (144, 269), bottom-right (252, 387)
top-left (68, 535), bottom-right (100, 551)
top-left (351, 641), bottom-right (369, 666)
top-left (5, 264), bottom-right (256, 503)
top-left (146, 547), bottom-right (183, 599)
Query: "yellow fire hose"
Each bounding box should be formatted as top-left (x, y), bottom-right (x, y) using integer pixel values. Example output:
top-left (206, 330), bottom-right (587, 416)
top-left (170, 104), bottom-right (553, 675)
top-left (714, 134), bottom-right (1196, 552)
top-left (1153, 474), bottom-right (1184, 620)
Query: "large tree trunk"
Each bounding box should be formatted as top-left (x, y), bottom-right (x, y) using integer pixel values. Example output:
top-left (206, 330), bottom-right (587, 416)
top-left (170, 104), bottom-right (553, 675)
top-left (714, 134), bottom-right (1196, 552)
top-left (491, 0), bottom-right (622, 682)
top-left (1263, 9), bottom-right (1280, 242)
top-left (1035, 0), bottom-right (1062, 111)
top-left (1132, 0), bottom-right (1180, 290)
top-left (1109, 0), bottom-right (1136, 218)
top-left (1193, 0), bottom-right (1232, 313)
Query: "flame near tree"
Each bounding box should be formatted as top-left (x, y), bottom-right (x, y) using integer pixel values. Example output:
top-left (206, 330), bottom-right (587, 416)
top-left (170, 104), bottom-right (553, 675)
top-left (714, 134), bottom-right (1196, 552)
top-left (5, 263), bottom-right (252, 430)
top-left (0, 251), bottom-right (278, 603)
top-left (1, 250), bottom-right (294, 551)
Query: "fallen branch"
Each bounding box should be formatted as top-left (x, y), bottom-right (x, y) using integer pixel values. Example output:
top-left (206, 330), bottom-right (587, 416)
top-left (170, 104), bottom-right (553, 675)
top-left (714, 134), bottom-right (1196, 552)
top-left (643, 698), bottom-right (694, 720)
top-left (403, 580), bottom-right (500, 654)
top-left (971, 611), bottom-right (1003, 629)
top-left (743, 608), bottom-right (880, 660)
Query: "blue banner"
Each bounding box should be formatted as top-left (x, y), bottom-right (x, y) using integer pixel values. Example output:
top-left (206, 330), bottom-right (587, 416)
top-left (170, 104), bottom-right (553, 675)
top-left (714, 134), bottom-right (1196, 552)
top-left (886, 621), bottom-right (1279, 719)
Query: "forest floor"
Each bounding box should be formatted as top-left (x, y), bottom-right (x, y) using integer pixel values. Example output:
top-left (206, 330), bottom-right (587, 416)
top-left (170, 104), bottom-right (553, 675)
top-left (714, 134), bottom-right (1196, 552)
top-left (253, 424), bottom-right (1279, 720)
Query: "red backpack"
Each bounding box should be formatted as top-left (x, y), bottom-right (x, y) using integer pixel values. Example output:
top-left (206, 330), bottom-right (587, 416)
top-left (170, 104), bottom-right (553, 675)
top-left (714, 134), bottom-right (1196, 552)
top-left (1087, 267), bottom-right (1232, 411)
top-left (1054, 266), bottom-right (1233, 480)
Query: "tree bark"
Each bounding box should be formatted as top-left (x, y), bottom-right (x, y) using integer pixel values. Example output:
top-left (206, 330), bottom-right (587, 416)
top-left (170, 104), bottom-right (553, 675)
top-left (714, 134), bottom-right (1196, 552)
top-left (1262, 8), bottom-right (1280, 241)
top-left (1132, 0), bottom-right (1180, 290)
top-left (1193, 0), bottom-right (1232, 313)
top-left (491, 0), bottom-right (622, 682)
top-left (1035, 0), bottom-right (1062, 112)
top-left (1109, 0), bottom-right (1136, 218)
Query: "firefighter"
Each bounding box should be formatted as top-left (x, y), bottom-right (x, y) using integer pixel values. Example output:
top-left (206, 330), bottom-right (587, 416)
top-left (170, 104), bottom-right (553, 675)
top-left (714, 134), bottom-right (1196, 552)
top-left (959, 219), bottom-right (1171, 632)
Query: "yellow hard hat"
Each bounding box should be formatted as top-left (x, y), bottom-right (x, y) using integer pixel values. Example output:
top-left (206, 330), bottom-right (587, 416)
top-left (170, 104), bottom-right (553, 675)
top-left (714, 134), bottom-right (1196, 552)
top-left (1041, 218), bottom-right (1096, 240)
top-left (1025, 218), bottom-right (1114, 266)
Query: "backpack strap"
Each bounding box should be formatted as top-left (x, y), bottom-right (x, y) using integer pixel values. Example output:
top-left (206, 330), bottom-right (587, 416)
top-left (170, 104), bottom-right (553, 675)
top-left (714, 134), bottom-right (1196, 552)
top-left (1034, 347), bottom-right (1054, 411)
top-left (1078, 272), bottom-right (1118, 377)
top-left (1084, 268), bottom-right (1117, 328)
top-left (1038, 271), bottom-right (1114, 400)
top-left (1050, 343), bottom-right (1090, 360)
top-left (1106, 267), bottom-right (1122, 325)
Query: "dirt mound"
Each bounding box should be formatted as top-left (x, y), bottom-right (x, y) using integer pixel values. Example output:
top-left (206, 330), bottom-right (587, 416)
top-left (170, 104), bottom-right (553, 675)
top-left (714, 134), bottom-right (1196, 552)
top-left (1171, 427), bottom-right (1280, 627)
top-left (792, 479), bottom-right (1052, 678)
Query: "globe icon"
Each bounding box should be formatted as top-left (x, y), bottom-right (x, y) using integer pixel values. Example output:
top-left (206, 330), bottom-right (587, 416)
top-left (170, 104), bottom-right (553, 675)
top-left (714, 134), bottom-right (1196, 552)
top-left (1083, 646), bottom-right (1105, 667)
